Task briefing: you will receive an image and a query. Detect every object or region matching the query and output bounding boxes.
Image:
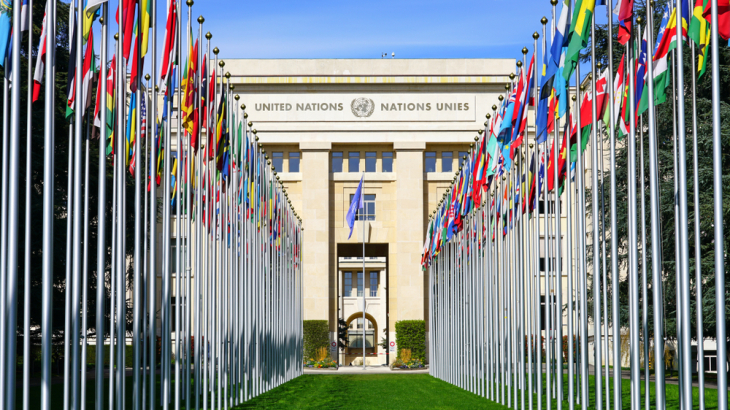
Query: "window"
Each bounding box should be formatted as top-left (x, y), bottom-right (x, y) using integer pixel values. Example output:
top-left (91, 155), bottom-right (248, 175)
top-left (170, 239), bottom-right (187, 276)
top-left (348, 152), bottom-right (360, 172)
top-left (272, 152), bottom-right (283, 173)
top-left (357, 271), bottom-right (363, 297)
top-left (538, 198), bottom-right (560, 215)
top-left (539, 257), bottom-right (561, 273)
top-left (369, 272), bottom-right (378, 297)
top-left (170, 296), bottom-right (186, 332)
top-left (348, 318), bottom-right (374, 348)
top-left (425, 151), bottom-right (436, 172)
top-left (539, 295), bottom-right (557, 331)
top-left (289, 152), bottom-right (300, 172)
top-left (332, 152), bottom-right (343, 172)
top-left (382, 152), bottom-right (393, 173)
top-left (365, 152), bottom-right (376, 172)
top-left (344, 272), bottom-right (352, 297)
top-left (350, 194), bottom-right (376, 221)
top-left (442, 151), bottom-right (453, 172)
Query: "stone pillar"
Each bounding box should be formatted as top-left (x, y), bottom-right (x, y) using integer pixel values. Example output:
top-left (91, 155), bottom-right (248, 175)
top-left (393, 142), bottom-right (425, 327)
top-left (300, 142), bottom-right (331, 322)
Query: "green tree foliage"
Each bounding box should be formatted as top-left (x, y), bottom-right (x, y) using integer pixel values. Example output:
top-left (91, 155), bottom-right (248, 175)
top-left (303, 320), bottom-right (329, 360)
top-left (395, 320), bottom-right (426, 362)
top-left (583, 0), bottom-right (730, 345)
top-left (0, 1), bottom-right (140, 354)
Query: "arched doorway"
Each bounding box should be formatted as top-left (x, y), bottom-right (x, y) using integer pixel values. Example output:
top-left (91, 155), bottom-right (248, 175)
top-left (345, 312), bottom-right (378, 364)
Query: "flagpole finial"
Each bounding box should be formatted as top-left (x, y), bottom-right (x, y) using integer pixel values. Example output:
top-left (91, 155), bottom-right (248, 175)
top-left (229, 84), bottom-right (234, 91)
top-left (491, 105), bottom-right (497, 111)
top-left (114, 33), bottom-right (119, 41)
top-left (498, 95), bottom-right (504, 101)
top-left (470, 143), bottom-right (474, 149)
top-left (219, 61), bottom-right (225, 67)
top-left (541, 17), bottom-right (548, 25)
top-left (248, 121), bottom-right (253, 127)
top-left (252, 129), bottom-right (257, 134)
top-left (636, 16), bottom-right (643, 24)
top-left (241, 103), bottom-right (246, 110)
top-left (145, 74), bottom-right (151, 81)
top-left (213, 47), bottom-right (220, 55)
top-left (99, 17), bottom-right (104, 24)
top-left (198, 16), bottom-right (205, 24)
top-left (572, 95), bottom-right (577, 101)
top-left (478, 129), bottom-right (484, 135)
top-left (522, 47), bottom-right (528, 55)
top-left (206, 32), bottom-right (212, 40)
top-left (516, 61), bottom-right (523, 68)
top-left (533, 31), bottom-right (540, 39)
top-left (509, 73), bottom-right (515, 80)
top-left (155, 86), bottom-right (159, 92)
top-left (529, 143), bottom-right (534, 148)
top-left (255, 136), bottom-right (259, 141)
top-left (235, 95), bottom-right (240, 101)
top-left (484, 122), bottom-right (488, 127)
top-left (550, 0), bottom-right (558, 5)
top-left (505, 84), bottom-right (511, 91)
top-left (186, 0), bottom-right (194, 6)
top-left (244, 113), bottom-right (248, 118)
top-left (225, 72), bottom-right (231, 78)
top-left (596, 62), bottom-right (602, 70)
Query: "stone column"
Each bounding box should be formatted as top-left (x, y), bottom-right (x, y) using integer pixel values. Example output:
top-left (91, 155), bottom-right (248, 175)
top-left (300, 142), bottom-right (332, 322)
top-left (393, 142), bottom-right (425, 328)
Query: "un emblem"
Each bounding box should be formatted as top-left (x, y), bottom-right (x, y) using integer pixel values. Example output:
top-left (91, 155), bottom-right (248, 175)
top-left (350, 97), bottom-right (375, 118)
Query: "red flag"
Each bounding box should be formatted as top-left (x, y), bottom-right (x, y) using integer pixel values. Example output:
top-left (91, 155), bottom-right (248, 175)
top-left (703, 0), bottom-right (730, 40)
top-left (159, 0), bottom-right (177, 93)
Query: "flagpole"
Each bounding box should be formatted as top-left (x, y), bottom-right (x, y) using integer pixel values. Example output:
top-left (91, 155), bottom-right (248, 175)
top-left (689, 39), bottom-right (705, 410)
top-left (22, 1), bottom-right (34, 407)
top-left (709, 0), bottom-right (727, 403)
top-left (589, 13), bottom-right (603, 410)
top-left (643, 2), bottom-right (666, 407)
top-left (0, 37), bottom-right (9, 410)
top-left (195, 17), bottom-right (205, 410)
top-left (41, 0), bottom-right (57, 407)
top-left (142, 74), bottom-right (151, 410)
top-left (362, 174), bottom-right (366, 370)
top-left (134, 0), bottom-right (144, 406)
top-left (149, 0), bottom-right (159, 407)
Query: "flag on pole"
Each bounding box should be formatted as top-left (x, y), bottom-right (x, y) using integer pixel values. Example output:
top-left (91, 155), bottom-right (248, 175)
top-left (66, 4), bottom-right (78, 118)
top-left (0, 0), bottom-right (11, 68)
top-left (81, 31), bottom-right (96, 116)
top-left (702, 0), bottom-right (729, 40)
top-left (346, 176), bottom-right (365, 240)
top-left (20, 0), bottom-right (29, 31)
top-left (32, 4), bottom-right (48, 102)
top-left (563, 0), bottom-right (596, 80)
top-left (689, 0), bottom-right (711, 76)
top-left (638, 7), bottom-right (672, 115)
top-left (159, 0), bottom-right (177, 94)
top-left (84, 0), bottom-right (109, 40)
top-left (614, 0), bottom-right (634, 45)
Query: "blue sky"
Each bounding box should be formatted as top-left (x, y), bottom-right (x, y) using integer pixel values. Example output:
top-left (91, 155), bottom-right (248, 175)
top-left (92, 0), bottom-right (612, 76)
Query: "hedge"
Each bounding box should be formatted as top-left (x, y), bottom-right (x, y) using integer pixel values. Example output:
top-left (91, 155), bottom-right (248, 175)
top-left (303, 320), bottom-right (330, 360)
top-left (395, 320), bottom-right (426, 362)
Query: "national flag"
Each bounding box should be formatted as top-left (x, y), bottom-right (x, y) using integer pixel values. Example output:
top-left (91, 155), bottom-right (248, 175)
top-left (84, 0), bottom-right (108, 40)
top-left (159, 0), bottom-right (177, 94)
top-left (20, 0), bottom-right (29, 31)
top-left (614, 0), bottom-right (634, 45)
top-left (140, 0), bottom-right (151, 56)
top-left (81, 31), bottom-right (95, 116)
top-left (689, 0), bottom-right (711, 77)
top-left (66, 4), bottom-right (78, 118)
top-left (345, 176), bottom-right (365, 240)
top-left (0, 0), bottom-right (11, 67)
top-left (564, 0), bottom-right (596, 81)
top-left (116, 0), bottom-right (136, 61)
top-left (511, 53), bottom-right (535, 155)
top-left (702, 0), bottom-right (730, 40)
top-left (32, 4), bottom-right (48, 102)
top-left (638, 7), bottom-right (672, 115)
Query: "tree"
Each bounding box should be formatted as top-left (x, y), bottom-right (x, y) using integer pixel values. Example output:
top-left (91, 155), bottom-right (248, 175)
top-left (583, 0), bottom-right (730, 346)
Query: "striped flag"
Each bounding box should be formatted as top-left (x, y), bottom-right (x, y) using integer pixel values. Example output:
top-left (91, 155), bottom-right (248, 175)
top-left (159, 0), bottom-right (177, 94)
top-left (32, 3), bottom-right (48, 102)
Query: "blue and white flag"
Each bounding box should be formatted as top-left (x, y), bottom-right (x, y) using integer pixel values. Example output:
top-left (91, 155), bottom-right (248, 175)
top-left (0, 0), bottom-right (12, 67)
top-left (346, 175), bottom-right (364, 239)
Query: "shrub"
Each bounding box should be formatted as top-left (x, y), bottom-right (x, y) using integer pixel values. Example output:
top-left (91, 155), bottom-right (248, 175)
top-left (303, 320), bottom-right (329, 360)
top-left (395, 320), bottom-right (426, 362)
top-left (562, 335), bottom-right (580, 363)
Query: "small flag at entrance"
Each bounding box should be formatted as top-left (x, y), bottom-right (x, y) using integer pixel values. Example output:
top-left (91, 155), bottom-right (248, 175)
top-left (346, 175), bottom-right (364, 240)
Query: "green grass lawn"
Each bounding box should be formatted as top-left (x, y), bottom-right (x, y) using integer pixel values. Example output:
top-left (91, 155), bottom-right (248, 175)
top-left (17, 371), bottom-right (724, 409)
